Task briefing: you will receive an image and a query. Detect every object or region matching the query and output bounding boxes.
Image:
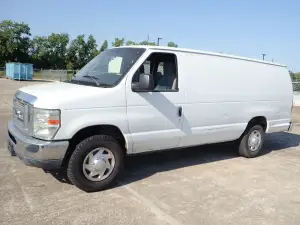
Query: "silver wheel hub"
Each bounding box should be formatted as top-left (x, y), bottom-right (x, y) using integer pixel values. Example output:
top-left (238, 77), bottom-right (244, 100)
top-left (248, 130), bottom-right (262, 151)
top-left (83, 147), bottom-right (115, 181)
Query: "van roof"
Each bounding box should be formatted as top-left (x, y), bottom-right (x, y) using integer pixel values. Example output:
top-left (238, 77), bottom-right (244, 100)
top-left (114, 45), bottom-right (286, 68)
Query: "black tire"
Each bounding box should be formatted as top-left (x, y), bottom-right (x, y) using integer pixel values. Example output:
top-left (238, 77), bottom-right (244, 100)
top-left (67, 135), bottom-right (124, 192)
top-left (238, 124), bottom-right (265, 158)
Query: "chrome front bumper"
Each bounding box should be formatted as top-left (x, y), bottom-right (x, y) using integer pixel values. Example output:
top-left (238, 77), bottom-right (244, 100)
top-left (7, 120), bottom-right (69, 169)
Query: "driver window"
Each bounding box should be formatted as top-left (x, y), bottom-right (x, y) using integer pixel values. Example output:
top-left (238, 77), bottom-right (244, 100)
top-left (132, 53), bottom-right (178, 91)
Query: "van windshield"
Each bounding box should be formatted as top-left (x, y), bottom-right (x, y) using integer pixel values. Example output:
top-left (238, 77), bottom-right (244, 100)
top-left (70, 48), bottom-right (146, 87)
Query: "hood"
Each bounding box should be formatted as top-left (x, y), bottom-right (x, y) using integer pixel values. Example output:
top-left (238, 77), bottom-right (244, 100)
top-left (18, 82), bottom-right (125, 109)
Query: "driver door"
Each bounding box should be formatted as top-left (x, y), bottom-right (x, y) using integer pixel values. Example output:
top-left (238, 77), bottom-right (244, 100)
top-left (126, 51), bottom-right (184, 153)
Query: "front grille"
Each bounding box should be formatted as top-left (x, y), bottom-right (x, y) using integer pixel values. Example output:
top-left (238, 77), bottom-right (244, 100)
top-left (12, 97), bottom-right (32, 135)
top-left (13, 98), bottom-right (25, 128)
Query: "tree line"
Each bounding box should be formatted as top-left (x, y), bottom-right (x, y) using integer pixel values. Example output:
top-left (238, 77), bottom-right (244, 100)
top-left (290, 71), bottom-right (300, 81)
top-left (0, 20), bottom-right (178, 70)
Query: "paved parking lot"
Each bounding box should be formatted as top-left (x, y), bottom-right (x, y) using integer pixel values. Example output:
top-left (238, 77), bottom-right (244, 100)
top-left (1, 78), bottom-right (300, 225)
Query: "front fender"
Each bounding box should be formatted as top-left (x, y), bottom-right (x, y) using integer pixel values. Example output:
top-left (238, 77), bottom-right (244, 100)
top-left (54, 107), bottom-right (133, 152)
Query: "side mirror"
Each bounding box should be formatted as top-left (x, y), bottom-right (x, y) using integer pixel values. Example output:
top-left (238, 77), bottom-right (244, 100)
top-left (132, 73), bottom-right (154, 92)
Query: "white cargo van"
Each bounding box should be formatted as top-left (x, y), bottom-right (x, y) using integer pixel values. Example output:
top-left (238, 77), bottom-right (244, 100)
top-left (7, 46), bottom-right (294, 192)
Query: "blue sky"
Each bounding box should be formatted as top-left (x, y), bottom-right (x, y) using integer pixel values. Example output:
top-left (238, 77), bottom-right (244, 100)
top-left (1, 0), bottom-right (299, 71)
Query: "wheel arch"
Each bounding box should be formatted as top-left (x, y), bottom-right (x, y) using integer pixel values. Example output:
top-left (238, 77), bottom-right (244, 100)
top-left (239, 116), bottom-right (267, 140)
top-left (62, 124), bottom-right (127, 167)
top-left (247, 116), bottom-right (267, 131)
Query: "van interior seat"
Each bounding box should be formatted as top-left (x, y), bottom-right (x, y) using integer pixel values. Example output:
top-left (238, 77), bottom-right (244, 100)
top-left (155, 62), bottom-right (177, 90)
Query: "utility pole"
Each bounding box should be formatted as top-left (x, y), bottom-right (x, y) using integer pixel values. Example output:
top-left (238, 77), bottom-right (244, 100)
top-left (147, 34), bottom-right (149, 42)
top-left (262, 53), bottom-right (266, 60)
top-left (157, 37), bottom-right (162, 46)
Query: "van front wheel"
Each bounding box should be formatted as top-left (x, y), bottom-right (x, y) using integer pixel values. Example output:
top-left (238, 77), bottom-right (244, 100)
top-left (238, 125), bottom-right (265, 158)
top-left (67, 135), bottom-right (124, 192)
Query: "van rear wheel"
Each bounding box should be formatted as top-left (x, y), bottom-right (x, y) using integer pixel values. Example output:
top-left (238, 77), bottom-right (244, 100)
top-left (238, 125), bottom-right (265, 158)
top-left (67, 135), bottom-right (124, 192)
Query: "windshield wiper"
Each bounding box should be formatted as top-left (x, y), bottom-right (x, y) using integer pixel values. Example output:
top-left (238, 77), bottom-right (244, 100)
top-left (83, 75), bottom-right (100, 86)
top-left (81, 75), bottom-right (111, 87)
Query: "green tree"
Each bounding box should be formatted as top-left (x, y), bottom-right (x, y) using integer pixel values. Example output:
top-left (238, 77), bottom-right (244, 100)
top-left (293, 72), bottom-right (300, 81)
top-left (47, 33), bottom-right (69, 69)
top-left (126, 40), bottom-right (136, 46)
top-left (66, 61), bottom-right (74, 70)
top-left (112, 37), bottom-right (124, 47)
top-left (86, 35), bottom-right (98, 61)
top-left (67, 34), bottom-right (86, 70)
top-left (100, 40), bottom-right (108, 52)
top-left (0, 20), bottom-right (180, 70)
top-left (139, 40), bottom-right (156, 46)
top-left (66, 34), bottom-right (99, 70)
top-left (126, 40), bottom-right (156, 46)
top-left (0, 20), bottom-right (31, 66)
top-left (167, 41), bottom-right (178, 48)
top-left (30, 36), bottom-right (49, 68)
top-left (289, 71), bottom-right (295, 81)
top-left (30, 33), bottom-right (69, 69)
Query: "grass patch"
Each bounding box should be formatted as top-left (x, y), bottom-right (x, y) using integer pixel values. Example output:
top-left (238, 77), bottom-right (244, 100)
top-left (33, 71), bottom-right (41, 78)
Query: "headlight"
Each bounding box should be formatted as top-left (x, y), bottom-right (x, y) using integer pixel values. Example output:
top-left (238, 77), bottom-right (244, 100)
top-left (33, 108), bottom-right (60, 140)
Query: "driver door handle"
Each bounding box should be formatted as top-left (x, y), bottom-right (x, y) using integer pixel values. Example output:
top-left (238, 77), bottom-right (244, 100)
top-left (178, 106), bottom-right (182, 117)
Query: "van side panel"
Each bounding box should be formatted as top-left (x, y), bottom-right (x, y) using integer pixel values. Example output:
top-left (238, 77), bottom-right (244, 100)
top-left (178, 52), bottom-right (293, 147)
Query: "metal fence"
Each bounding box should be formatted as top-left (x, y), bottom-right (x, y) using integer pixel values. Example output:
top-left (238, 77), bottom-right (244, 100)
top-left (38, 69), bottom-right (76, 82)
top-left (0, 67), bottom-right (4, 77)
top-left (293, 82), bottom-right (300, 93)
top-left (1, 67), bottom-right (77, 81)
